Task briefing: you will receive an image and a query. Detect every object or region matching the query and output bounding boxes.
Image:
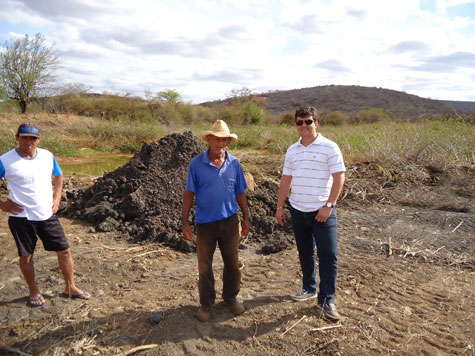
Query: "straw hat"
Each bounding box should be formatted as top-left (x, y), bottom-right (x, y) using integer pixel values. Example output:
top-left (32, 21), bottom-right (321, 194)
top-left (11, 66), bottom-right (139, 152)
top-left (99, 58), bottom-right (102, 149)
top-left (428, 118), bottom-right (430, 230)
top-left (201, 120), bottom-right (238, 144)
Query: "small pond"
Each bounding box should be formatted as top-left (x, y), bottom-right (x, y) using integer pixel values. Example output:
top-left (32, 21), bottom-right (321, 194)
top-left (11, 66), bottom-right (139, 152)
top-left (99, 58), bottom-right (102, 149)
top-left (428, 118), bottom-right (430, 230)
top-left (58, 154), bottom-right (132, 177)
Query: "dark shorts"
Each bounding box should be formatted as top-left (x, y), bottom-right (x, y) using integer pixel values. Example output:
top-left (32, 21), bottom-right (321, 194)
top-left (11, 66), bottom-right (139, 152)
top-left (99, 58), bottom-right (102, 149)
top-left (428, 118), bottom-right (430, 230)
top-left (8, 215), bottom-right (70, 257)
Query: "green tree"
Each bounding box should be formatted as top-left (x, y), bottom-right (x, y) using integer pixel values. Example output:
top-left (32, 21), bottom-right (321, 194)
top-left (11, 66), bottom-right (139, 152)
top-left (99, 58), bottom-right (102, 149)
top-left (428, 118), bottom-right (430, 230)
top-left (0, 33), bottom-right (58, 113)
top-left (158, 89), bottom-right (181, 104)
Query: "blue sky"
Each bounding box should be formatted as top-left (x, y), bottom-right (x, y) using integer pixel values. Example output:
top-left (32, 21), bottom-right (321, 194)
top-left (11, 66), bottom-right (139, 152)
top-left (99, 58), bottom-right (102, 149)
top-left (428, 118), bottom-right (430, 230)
top-left (1, 0), bottom-right (474, 103)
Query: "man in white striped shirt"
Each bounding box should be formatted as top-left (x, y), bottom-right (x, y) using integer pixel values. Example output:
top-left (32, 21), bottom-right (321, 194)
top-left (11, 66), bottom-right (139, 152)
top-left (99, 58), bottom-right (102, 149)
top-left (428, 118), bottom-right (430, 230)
top-left (276, 106), bottom-right (345, 321)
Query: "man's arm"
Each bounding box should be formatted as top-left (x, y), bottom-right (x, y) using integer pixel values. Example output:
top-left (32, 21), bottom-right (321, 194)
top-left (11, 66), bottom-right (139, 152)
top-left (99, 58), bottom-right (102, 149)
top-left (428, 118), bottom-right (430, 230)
top-left (0, 199), bottom-right (23, 215)
top-left (315, 171), bottom-right (345, 223)
top-left (182, 190), bottom-right (195, 241)
top-left (236, 192), bottom-right (250, 237)
top-left (52, 174), bottom-right (64, 214)
top-left (276, 174), bottom-right (292, 227)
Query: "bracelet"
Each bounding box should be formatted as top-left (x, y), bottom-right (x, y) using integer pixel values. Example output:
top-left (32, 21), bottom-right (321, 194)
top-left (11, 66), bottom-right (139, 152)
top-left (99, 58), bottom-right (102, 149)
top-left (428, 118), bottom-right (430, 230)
top-left (276, 206), bottom-right (283, 210)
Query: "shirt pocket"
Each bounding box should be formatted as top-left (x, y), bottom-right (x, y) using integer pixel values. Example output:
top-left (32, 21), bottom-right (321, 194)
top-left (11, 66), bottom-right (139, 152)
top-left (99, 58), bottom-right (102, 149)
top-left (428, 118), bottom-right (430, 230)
top-left (226, 177), bottom-right (236, 192)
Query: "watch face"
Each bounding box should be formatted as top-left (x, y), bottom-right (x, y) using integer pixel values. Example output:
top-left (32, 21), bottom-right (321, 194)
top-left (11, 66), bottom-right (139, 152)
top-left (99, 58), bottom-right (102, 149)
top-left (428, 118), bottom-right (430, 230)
top-left (326, 202), bottom-right (332, 208)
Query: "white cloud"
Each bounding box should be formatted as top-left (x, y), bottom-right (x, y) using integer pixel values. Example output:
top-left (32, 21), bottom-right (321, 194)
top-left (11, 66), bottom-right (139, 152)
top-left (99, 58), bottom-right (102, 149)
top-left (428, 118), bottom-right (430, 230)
top-left (0, 0), bottom-right (474, 102)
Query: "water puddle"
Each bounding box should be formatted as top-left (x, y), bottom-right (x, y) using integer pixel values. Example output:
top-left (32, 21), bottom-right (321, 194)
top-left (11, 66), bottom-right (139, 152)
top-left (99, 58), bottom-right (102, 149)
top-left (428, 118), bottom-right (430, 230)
top-left (59, 154), bottom-right (132, 177)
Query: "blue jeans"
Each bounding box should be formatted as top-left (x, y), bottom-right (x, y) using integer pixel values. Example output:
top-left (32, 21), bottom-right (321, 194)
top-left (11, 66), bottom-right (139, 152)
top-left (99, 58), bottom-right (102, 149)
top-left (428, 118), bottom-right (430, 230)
top-left (290, 207), bottom-right (338, 305)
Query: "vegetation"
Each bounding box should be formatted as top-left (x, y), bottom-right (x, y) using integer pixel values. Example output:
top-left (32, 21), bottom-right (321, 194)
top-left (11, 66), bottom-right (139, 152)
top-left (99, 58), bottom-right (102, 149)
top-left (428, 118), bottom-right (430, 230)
top-left (0, 112), bottom-right (472, 174)
top-left (356, 106), bottom-right (390, 123)
top-left (321, 111), bottom-right (350, 126)
top-left (0, 86), bottom-right (473, 172)
top-left (0, 33), bottom-right (58, 113)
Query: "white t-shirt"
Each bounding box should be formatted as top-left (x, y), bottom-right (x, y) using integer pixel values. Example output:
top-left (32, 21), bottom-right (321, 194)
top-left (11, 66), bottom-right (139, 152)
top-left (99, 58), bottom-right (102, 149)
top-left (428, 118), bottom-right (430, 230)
top-left (283, 134), bottom-right (346, 212)
top-left (0, 148), bottom-right (62, 221)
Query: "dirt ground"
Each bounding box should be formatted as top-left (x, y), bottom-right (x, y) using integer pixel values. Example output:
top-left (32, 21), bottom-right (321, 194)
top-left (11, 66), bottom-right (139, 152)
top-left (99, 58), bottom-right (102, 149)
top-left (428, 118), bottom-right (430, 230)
top-left (0, 151), bottom-right (474, 356)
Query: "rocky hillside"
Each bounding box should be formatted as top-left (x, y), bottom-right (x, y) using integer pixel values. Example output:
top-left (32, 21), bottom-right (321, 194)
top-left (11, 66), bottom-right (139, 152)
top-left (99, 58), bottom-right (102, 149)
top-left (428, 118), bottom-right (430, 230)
top-left (202, 85), bottom-right (475, 118)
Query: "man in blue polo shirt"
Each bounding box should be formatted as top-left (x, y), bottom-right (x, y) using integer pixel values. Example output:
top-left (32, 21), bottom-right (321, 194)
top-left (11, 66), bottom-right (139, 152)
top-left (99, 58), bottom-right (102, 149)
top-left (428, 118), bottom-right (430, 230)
top-left (0, 123), bottom-right (90, 307)
top-left (182, 120), bottom-right (250, 322)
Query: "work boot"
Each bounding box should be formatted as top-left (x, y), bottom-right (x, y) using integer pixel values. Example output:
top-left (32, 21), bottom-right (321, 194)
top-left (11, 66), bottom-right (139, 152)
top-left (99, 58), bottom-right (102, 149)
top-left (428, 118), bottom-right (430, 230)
top-left (195, 307), bottom-right (211, 322)
top-left (226, 300), bottom-right (245, 316)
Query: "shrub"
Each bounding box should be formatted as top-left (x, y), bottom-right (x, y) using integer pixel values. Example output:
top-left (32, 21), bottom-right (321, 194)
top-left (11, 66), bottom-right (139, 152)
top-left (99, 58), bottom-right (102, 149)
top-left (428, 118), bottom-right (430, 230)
top-left (279, 111), bottom-right (295, 125)
top-left (356, 107), bottom-right (389, 123)
top-left (119, 141), bottom-right (143, 153)
top-left (0, 100), bottom-right (20, 114)
top-left (41, 137), bottom-right (75, 156)
top-left (243, 101), bottom-right (264, 124)
top-left (0, 138), bottom-right (16, 153)
top-left (321, 111), bottom-right (349, 126)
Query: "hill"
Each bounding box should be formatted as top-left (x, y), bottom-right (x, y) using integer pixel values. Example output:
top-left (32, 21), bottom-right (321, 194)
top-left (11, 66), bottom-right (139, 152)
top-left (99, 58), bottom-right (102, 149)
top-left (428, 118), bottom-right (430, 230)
top-left (439, 99), bottom-right (475, 111)
top-left (203, 85), bottom-right (475, 118)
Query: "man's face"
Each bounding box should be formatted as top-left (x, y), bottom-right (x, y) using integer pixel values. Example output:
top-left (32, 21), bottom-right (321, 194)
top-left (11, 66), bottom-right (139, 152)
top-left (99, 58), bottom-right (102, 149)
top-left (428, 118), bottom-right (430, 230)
top-left (16, 135), bottom-right (40, 155)
top-left (295, 115), bottom-right (317, 137)
top-left (207, 135), bottom-right (231, 154)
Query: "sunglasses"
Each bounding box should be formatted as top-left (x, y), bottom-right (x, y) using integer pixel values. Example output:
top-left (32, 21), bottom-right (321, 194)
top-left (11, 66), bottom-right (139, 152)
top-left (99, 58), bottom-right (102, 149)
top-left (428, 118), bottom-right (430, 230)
top-left (295, 119), bottom-right (314, 126)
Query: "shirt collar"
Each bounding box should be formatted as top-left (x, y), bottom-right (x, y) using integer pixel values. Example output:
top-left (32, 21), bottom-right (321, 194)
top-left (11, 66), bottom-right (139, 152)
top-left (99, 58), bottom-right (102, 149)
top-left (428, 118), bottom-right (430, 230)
top-left (201, 148), bottom-right (229, 165)
top-left (298, 133), bottom-right (322, 147)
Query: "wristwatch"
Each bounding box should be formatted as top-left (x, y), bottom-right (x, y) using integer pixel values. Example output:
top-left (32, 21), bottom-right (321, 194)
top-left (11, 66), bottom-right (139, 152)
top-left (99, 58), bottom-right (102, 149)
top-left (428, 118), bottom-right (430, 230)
top-left (325, 202), bottom-right (334, 208)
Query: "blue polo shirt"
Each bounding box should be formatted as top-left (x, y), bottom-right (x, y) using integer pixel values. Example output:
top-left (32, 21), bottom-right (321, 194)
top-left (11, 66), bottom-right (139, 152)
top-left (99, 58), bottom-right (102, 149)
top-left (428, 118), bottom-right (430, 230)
top-left (185, 149), bottom-right (247, 224)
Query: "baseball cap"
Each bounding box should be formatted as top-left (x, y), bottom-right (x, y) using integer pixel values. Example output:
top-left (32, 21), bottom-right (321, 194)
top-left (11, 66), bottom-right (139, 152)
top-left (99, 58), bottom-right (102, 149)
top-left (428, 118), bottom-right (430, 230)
top-left (17, 123), bottom-right (40, 138)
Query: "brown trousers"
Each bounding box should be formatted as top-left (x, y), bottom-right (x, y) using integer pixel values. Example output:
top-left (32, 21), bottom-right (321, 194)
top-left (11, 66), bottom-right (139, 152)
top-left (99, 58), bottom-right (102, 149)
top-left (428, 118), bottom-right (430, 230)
top-left (196, 214), bottom-right (241, 310)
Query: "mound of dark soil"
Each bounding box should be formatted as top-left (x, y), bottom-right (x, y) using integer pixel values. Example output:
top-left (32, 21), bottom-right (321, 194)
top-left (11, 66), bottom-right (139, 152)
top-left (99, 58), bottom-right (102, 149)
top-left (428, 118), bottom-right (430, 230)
top-left (61, 132), bottom-right (293, 253)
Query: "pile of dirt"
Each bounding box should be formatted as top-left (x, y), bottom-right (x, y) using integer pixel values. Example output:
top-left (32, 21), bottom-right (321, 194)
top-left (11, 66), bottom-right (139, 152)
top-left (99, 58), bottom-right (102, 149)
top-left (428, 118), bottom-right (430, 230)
top-left (61, 132), bottom-right (293, 253)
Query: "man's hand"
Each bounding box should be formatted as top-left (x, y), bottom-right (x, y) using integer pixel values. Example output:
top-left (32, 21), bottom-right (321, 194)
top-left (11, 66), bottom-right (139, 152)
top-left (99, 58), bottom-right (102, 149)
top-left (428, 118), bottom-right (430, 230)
top-left (52, 196), bottom-right (61, 214)
top-left (315, 206), bottom-right (332, 222)
top-left (0, 199), bottom-right (24, 215)
top-left (276, 208), bottom-right (287, 227)
top-left (240, 218), bottom-right (250, 237)
top-left (182, 221), bottom-right (194, 241)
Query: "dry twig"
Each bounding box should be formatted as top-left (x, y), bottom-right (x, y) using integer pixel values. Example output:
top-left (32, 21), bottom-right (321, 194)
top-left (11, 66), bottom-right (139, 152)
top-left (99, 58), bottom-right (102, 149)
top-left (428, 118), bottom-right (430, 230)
top-left (126, 249), bottom-right (163, 262)
top-left (101, 244), bottom-right (143, 251)
top-left (315, 338), bottom-right (339, 352)
top-left (309, 324), bottom-right (343, 332)
top-left (451, 221), bottom-right (464, 233)
top-left (281, 315), bottom-right (307, 337)
top-left (115, 344), bottom-right (159, 356)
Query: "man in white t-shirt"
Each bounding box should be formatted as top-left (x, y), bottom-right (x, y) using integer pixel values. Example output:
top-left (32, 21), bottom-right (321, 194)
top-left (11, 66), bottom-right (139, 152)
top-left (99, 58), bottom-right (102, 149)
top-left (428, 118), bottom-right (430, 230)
top-left (276, 107), bottom-right (345, 321)
top-left (0, 123), bottom-right (90, 307)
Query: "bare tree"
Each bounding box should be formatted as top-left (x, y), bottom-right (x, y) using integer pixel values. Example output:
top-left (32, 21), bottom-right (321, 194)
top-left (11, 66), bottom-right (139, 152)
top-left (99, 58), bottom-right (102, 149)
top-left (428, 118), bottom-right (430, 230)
top-left (225, 87), bottom-right (255, 99)
top-left (0, 33), bottom-right (58, 113)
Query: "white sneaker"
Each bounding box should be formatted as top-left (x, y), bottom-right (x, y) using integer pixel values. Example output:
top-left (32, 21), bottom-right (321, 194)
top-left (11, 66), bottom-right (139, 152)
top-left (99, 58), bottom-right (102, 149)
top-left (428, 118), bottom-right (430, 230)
top-left (292, 289), bottom-right (317, 301)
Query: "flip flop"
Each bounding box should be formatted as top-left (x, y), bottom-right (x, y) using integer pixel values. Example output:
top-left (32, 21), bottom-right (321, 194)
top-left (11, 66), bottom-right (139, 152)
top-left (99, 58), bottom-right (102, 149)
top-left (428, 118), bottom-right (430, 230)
top-left (27, 295), bottom-right (44, 308)
top-left (61, 290), bottom-right (90, 300)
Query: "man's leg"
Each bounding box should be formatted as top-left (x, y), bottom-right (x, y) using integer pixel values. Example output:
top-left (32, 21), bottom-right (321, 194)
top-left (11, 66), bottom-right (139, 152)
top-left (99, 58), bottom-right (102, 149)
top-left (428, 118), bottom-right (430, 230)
top-left (9, 217), bottom-right (44, 306)
top-left (313, 210), bottom-right (338, 305)
top-left (36, 216), bottom-right (89, 299)
top-left (57, 248), bottom-right (90, 299)
top-left (290, 208), bottom-right (318, 294)
top-left (218, 214), bottom-right (241, 304)
top-left (19, 254), bottom-right (44, 306)
top-left (196, 223), bottom-right (218, 311)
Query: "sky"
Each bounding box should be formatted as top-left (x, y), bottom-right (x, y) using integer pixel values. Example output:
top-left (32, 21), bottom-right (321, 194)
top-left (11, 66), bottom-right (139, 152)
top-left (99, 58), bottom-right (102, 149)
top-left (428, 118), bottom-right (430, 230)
top-left (0, 0), bottom-right (474, 104)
